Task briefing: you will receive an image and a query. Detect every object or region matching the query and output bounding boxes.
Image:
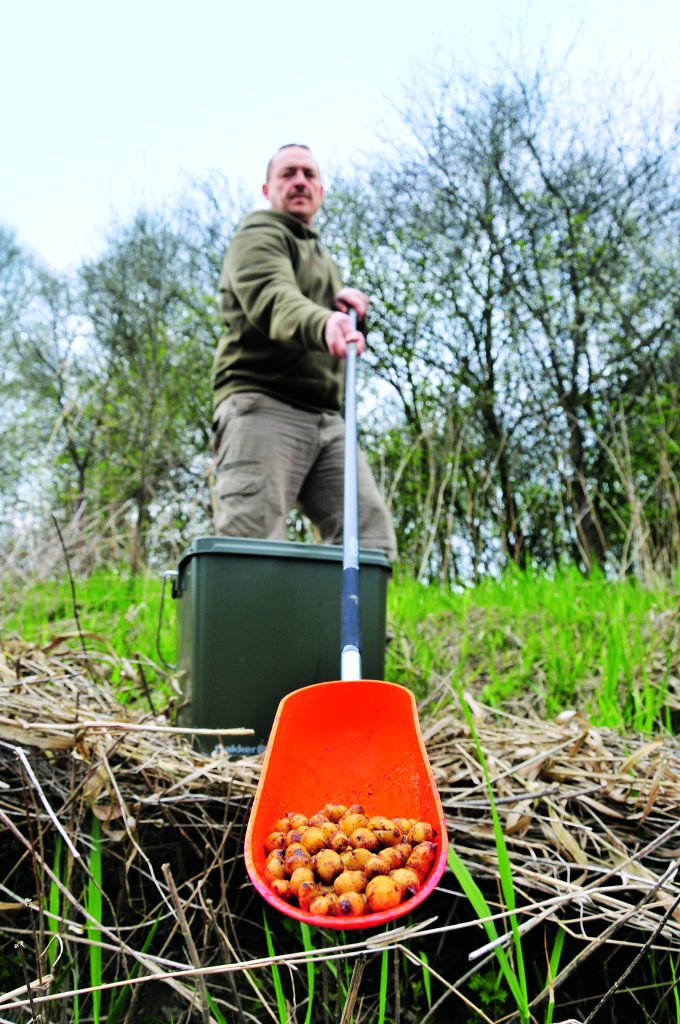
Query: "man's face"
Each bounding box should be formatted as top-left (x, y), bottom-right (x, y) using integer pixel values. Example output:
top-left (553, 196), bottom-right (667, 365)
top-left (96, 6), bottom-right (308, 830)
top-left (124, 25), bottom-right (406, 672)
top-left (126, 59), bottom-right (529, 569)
top-left (262, 147), bottom-right (324, 224)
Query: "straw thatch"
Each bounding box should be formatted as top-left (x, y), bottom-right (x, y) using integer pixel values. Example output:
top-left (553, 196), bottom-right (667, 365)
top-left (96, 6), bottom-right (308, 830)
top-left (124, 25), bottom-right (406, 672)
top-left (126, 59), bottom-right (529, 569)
top-left (0, 635), bottom-right (679, 1023)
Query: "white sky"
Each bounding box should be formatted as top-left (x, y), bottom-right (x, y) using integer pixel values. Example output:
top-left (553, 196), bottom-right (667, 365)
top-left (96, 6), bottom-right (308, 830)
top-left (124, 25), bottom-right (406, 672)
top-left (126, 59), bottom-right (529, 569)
top-left (3, 0), bottom-right (679, 273)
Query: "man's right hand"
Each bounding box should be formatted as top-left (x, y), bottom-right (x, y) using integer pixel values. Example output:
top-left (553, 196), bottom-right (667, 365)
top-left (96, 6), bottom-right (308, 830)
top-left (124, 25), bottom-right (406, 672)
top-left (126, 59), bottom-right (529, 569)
top-left (323, 311), bottom-right (366, 358)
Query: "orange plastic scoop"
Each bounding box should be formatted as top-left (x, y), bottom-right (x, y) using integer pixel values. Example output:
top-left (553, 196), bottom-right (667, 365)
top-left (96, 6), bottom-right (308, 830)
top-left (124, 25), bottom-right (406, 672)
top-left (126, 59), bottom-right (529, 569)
top-left (244, 678), bottom-right (448, 929)
top-left (244, 332), bottom-right (447, 928)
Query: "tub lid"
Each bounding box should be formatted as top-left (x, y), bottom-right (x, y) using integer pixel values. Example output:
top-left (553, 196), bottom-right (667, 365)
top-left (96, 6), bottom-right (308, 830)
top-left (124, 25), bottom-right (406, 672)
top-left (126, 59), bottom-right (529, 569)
top-left (177, 535), bottom-right (392, 572)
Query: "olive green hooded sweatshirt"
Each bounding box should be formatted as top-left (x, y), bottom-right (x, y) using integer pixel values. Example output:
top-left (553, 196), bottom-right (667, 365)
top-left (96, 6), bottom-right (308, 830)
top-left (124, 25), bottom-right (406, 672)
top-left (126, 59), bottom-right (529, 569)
top-left (212, 209), bottom-right (345, 415)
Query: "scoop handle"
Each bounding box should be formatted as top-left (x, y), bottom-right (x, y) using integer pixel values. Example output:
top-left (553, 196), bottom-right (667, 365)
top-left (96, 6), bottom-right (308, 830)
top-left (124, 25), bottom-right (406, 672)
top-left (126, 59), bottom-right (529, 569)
top-left (340, 308), bottom-right (361, 680)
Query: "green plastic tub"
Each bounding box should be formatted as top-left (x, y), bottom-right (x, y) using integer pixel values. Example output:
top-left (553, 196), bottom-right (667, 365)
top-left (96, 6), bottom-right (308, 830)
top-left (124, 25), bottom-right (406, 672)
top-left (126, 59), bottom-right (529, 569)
top-left (173, 537), bottom-right (391, 755)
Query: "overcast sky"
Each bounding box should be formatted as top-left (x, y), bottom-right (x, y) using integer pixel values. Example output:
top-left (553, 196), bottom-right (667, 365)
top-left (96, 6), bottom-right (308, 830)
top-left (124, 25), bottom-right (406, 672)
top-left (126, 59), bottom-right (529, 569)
top-left (3, 0), bottom-right (679, 272)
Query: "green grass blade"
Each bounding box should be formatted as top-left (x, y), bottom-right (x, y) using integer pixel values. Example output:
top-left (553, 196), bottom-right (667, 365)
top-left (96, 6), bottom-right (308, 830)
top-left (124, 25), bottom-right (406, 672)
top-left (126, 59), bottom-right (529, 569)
top-left (378, 942), bottom-right (389, 1024)
top-left (86, 816), bottom-right (103, 1024)
top-left (483, 775), bottom-right (529, 1012)
top-left (106, 913), bottom-right (161, 1024)
top-left (543, 926), bottom-right (565, 1024)
top-left (205, 990), bottom-right (229, 1024)
top-left (447, 845), bottom-right (525, 1008)
top-left (451, 682), bottom-right (530, 1021)
top-left (263, 912), bottom-right (287, 1024)
top-left (299, 922), bottom-right (316, 1024)
top-left (73, 962), bottom-right (80, 1024)
top-left (47, 835), bottom-right (62, 970)
top-left (419, 950), bottom-right (432, 1007)
top-left (669, 953), bottom-right (680, 1022)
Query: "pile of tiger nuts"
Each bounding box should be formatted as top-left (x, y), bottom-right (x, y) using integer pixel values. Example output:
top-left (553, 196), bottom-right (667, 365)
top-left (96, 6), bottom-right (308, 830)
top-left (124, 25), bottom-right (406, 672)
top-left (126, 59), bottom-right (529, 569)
top-left (262, 802), bottom-right (438, 917)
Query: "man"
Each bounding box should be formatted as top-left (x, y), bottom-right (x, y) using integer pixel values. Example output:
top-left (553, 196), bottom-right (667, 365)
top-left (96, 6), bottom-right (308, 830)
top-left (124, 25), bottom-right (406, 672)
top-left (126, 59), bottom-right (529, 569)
top-left (210, 144), bottom-right (397, 560)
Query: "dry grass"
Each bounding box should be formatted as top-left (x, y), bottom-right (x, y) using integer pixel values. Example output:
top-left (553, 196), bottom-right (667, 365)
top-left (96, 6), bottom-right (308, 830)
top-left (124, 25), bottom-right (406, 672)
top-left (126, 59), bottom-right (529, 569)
top-left (0, 637), bottom-right (679, 1023)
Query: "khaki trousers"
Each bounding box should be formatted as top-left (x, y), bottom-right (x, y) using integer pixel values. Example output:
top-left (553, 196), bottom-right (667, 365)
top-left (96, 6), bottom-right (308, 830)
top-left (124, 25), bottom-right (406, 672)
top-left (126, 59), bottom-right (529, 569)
top-left (211, 392), bottom-right (397, 560)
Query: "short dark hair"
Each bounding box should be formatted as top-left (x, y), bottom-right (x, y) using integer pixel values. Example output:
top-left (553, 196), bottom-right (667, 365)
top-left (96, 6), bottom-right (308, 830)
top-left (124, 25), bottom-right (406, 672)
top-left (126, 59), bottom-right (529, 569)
top-left (265, 143), bottom-right (314, 181)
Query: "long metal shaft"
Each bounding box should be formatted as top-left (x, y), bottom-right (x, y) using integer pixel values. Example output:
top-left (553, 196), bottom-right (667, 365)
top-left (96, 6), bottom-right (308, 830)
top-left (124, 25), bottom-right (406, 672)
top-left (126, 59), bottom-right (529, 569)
top-left (340, 309), bottom-right (361, 680)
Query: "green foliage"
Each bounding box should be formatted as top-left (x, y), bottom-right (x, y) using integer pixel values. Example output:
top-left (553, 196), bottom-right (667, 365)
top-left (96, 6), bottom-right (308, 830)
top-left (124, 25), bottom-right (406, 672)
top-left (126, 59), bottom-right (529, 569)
top-left (1, 563), bottom-right (678, 1020)
top-left (387, 566), bottom-right (678, 731)
top-left (2, 563), bottom-right (677, 735)
top-left (467, 967), bottom-right (512, 1021)
top-left (2, 562), bottom-right (677, 735)
top-left (0, 570), bottom-right (180, 724)
top-left (321, 72), bottom-right (680, 581)
top-left (2, 66), bottom-right (680, 580)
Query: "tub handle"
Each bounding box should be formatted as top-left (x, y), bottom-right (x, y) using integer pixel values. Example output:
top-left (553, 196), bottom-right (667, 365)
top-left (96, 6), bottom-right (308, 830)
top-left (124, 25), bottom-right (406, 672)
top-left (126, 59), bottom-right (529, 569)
top-left (156, 569), bottom-right (178, 670)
